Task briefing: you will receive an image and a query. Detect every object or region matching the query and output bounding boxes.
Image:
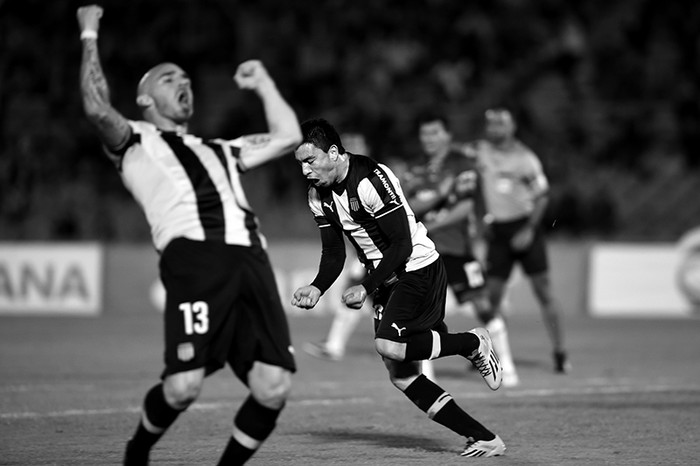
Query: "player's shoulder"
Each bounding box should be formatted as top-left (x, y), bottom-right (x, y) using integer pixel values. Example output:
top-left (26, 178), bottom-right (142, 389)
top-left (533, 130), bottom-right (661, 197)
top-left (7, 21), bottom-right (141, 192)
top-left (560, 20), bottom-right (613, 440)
top-left (130, 120), bottom-right (158, 135)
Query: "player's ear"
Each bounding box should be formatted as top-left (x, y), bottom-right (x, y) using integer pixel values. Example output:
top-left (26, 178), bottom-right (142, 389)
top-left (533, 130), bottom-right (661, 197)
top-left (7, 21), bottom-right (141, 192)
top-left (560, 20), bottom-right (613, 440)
top-left (328, 144), bottom-right (339, 161)
top-left (136, 94), bottom-right (154, 108)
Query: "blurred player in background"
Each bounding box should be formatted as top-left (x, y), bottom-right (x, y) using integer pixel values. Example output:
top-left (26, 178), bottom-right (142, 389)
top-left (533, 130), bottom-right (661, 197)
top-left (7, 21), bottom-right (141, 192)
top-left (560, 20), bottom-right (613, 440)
top-left (464, 108), bottom-right (570, 373)
top-left (292, 118), bottom-right (506, 458)
top-left (403, 111), bottom-right (519, 387)
top-left (77, 5), bottom-right (301, 465)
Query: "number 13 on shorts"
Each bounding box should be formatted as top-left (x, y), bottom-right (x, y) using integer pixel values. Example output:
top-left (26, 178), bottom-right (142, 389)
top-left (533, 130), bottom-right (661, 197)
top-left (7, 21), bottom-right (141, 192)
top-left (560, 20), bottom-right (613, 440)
top-left (179, 301), bottom-right (210, 335)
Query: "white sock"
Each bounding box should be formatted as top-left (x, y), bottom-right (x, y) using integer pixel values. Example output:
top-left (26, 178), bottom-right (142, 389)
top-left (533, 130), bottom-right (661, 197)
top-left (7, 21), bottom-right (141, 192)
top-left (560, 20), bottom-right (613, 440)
top-left (325, 306), bottom-right (363, 356)
top-left (421, 359), bottom-right (437, 383)
top-left (486, 316), bottom-right (516, 373)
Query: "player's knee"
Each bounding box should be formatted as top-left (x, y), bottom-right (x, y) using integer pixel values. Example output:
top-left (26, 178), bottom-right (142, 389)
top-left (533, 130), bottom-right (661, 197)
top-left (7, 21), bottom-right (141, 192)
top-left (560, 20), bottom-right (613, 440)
top-left (374, 338), bottom-right (404, 361)
top-left (249, 364), bottom-right (292, 410)
top-left (163, 371), bottom-right (204, 409)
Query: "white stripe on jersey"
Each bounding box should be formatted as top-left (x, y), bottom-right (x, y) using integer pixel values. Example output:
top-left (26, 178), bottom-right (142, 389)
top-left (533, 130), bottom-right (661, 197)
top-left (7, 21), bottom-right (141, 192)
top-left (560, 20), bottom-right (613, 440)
top-left (111, 120), bottom-right (266, 251)
top-left (309, 161), bottom-right (438, 273)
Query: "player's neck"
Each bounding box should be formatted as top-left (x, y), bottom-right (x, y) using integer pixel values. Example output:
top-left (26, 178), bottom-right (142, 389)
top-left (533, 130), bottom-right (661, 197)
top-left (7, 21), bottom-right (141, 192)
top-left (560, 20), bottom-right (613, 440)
top-left (146, 113), bottom-right (189, 134)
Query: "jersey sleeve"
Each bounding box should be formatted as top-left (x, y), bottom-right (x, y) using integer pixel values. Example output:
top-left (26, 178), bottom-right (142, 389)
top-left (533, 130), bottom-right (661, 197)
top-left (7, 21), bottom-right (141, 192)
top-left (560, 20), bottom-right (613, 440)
top-left (524, 150), bottom-right (549, 196)
top-left (307, 187), bottom-right (346, 293)
top-left (103, 120), bottom-right (141, 171)
top-left (359, 164), bottom-right (405, 219)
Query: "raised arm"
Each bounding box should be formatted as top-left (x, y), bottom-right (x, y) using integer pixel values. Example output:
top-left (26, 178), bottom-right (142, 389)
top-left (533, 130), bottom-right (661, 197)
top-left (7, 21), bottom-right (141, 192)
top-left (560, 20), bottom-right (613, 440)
top-left (232, 60), bottom-right (302, 170)
top-left (77, 5), bottom-right (131, 151)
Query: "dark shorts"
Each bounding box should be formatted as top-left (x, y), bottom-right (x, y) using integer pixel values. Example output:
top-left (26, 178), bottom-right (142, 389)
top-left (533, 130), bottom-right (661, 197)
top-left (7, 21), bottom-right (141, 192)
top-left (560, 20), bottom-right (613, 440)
top-left (441, 253), bottom-right (486, 303)
top-left (159, 238), bottom-right (296, 382)
top-left (486, 217), bottom-right (549, 280)
top-left (373, 258), bottom-right (448, 343)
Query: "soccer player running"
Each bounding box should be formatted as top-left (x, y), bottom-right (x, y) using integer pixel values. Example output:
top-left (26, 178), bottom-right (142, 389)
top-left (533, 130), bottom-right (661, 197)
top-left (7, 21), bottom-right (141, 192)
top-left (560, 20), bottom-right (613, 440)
top-left (404, 111), bottom-right (519, 387)
top-left (464, 108), bottom-right (570, 373)
top-left (77, 6), bottom-right (301, 465)
top-left (292, 118), bottom-right (506, 458)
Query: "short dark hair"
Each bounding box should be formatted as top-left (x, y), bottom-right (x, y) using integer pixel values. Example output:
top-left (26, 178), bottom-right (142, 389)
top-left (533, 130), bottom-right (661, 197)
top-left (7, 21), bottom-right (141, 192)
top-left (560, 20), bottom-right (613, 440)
top-left (414, 110), bottom-right (450, 133)
top-left (300, 118), bottom-right (346, 154)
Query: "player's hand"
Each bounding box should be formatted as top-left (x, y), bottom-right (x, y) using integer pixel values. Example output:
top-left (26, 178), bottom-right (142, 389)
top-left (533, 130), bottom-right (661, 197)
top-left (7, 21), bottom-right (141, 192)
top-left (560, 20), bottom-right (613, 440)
top-left (511, 225), bottom-right (535, 251)
top-left (341, 285), bottom-right (367, 310)
top-left (234, 60), bottom-right (272, 91)
top-left (291, 285), bottom-right (321, 309)
top-left (77, 5), bottom-right (103, 33)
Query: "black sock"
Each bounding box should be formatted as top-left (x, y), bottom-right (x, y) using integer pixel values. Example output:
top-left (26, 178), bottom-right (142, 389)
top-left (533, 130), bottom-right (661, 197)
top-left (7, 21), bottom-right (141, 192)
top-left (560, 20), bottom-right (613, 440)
top-left (128, 383), bottom-right (183, 452)
top-left (404, 331), bottom-right (479, 361)
top-left (217, 396), bottom-right (284, 466)
top-left (403, 375), bottom-right (495, 441)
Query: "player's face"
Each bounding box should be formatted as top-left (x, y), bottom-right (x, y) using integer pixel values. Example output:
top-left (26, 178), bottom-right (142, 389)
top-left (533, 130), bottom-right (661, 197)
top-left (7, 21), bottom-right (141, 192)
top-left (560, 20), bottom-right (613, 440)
top-left (140, 63), bottom-right (194, 124)
top-left (295, 143), bottom-right (342, 188)
top-left (485, 111), bottom-right (515, 143)
top-left (419, 121), bottom-right (451, 157)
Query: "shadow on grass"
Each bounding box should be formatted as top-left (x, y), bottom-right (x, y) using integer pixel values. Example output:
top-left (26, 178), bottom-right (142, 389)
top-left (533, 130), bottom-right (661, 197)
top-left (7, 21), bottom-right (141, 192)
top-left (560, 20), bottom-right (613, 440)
top-left (307, 428), bottom-right (450, 453)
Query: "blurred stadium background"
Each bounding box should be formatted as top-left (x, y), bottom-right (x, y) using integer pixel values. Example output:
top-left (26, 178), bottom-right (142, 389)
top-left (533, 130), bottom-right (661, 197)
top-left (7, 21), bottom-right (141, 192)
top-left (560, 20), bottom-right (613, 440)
top-left (1, 1), bottom-right (700, 464)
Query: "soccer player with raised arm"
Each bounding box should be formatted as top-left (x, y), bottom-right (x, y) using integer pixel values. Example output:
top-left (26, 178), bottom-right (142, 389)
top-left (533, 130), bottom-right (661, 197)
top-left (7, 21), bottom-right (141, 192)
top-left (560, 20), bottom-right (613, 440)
top-left (292, 118), bottom-right (506, 458)
top-left (77, 5), bottom-right (301, 465)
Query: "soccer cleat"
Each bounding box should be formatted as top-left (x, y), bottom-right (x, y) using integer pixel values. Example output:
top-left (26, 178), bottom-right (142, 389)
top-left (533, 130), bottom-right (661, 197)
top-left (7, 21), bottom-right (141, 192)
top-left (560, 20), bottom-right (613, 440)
top-left (466, 328), bottom-right (503, 390)
top-left (554, 350), bottom-right (571, 374)
top-left (461, 435), bottom-right (506, 457)
top-left (302, 341), bottom-right (343, 361)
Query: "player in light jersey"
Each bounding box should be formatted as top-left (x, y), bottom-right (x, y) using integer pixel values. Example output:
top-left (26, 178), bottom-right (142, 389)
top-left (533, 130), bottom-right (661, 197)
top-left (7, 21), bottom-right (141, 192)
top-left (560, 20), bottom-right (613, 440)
top-left (405, 111), bottom-right (519, 387)
top-left (78, 6), bottom-right (301, 465)
top-left (465, 108), bottom-right (570, 374)
top-left (292, 118), bottom-right (506, 458)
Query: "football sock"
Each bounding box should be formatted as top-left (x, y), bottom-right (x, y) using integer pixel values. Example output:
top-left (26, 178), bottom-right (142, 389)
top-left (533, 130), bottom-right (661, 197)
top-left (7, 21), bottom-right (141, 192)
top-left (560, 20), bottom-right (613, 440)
top-left (326, 306), bottom-right (363, 356)
top-left (217, 396), bottom-right (283, 466)
top-left (404, 330), bottom-right (479, 361)
top-left (485, 316), bottom-right (516, 372)
top-left (403, 374), bottom-right (495, 441)
top-left (128, 383), bottom-right (183, 452)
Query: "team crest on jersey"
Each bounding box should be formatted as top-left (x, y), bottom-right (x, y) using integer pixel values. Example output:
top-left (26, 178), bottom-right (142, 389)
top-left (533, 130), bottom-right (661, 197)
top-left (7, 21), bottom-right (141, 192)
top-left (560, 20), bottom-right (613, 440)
top-left (349, 197), bottom-right (359, 211)
top-left (177, 343), bottom-right (195, 362)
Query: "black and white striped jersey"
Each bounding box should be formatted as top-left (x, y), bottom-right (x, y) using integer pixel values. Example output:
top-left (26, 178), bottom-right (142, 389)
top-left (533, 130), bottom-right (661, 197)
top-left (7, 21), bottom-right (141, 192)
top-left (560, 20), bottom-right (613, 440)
top-left (308, 154), bottom-right (438, 287)
top-left (106, 120), bottom-right (264, 252)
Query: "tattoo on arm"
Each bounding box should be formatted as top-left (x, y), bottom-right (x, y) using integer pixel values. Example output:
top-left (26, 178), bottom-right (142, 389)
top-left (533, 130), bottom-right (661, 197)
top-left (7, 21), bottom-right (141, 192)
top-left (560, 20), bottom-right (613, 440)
top-left (80, 40), bottom-right (130, 150)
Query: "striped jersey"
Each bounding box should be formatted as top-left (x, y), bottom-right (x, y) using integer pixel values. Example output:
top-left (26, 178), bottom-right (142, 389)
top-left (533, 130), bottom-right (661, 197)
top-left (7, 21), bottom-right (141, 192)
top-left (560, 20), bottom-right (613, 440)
top-left (472, 139), bottom-right (548, 222)
top-left (105, 120), bottom-right (265, 252)
top-left (308, 154), bottom-right (438, 276)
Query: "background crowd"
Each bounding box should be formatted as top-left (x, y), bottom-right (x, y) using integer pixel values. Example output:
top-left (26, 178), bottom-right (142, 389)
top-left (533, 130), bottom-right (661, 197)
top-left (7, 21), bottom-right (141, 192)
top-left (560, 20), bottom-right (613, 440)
top-left (2, 0), bottom-right (699, 242)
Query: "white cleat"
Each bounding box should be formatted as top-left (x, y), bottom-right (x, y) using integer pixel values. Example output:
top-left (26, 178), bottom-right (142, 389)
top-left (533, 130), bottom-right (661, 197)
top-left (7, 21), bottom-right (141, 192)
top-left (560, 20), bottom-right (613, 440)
top-left (461, 434), bottom-right (506, 458)
top-left (466, 328), bottom-right (503, 390)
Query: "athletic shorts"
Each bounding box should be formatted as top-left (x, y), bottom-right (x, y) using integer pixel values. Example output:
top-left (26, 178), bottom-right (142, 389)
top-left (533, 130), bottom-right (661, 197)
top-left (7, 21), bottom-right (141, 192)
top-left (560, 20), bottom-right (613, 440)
top-left (441, 253), bottom-right (486, 303)
top-left (159, 238), bottom-right (296, 381)
top-left (486, 217), bottom-right (549, 280)
top-left (373, 257), bottom-right (448, 343)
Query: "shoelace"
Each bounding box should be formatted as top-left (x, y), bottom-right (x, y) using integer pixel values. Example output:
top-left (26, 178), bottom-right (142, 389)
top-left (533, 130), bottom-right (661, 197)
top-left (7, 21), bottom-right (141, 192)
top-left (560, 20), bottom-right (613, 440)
top-left (469, 351), bottom-right (493, 377)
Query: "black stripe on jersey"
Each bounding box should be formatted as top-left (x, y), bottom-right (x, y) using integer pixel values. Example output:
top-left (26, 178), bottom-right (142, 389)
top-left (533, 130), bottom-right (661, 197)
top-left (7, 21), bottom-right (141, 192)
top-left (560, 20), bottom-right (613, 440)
top-left (207, 142), bottom-right (262, 248)
top-left (161, 132), bottom-right (226, 241)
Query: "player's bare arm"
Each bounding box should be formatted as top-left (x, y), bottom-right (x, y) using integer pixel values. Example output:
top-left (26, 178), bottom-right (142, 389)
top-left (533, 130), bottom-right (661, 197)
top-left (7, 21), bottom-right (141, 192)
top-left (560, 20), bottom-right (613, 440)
top-left (77, 5), bottom-right (131, 151)
top-left (233, 60), bottom-right (301, 170)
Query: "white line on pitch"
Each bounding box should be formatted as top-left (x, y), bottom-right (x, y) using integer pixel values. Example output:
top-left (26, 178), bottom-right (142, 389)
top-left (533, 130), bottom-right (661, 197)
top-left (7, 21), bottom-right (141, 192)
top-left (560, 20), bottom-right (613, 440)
top-left (2, 382), bottom-right (698, 421)
top-left (0, 397), bottom-right (374, 420)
